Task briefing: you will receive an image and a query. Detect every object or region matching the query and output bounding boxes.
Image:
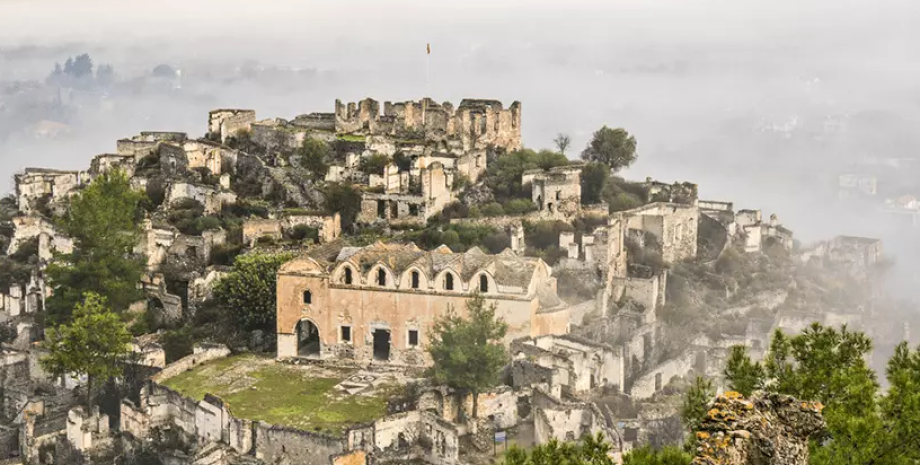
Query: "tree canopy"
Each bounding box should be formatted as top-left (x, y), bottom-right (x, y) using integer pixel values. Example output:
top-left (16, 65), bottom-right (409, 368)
top-left (580, 162), bottom-right (610, 205)
top-left (41, 292), bottom-right (132, 409)
top-left (485, 149), bottom-right (570, 202)
top-left (45, 170), bottom-right (146, 326)
top-left (428, 293), bottom-right (508, 418)
top-left (554, 133), bottom-right (572, 157)
top-left (581, 126), bottom-right (637, 172)
top-left (722, 323), bottom-right (920, 465)
top-left (214, 252), bottom-right (294, 333)
top-left (299, 137), bottom-right (331, 178)
top-left (322, 183), bottom-right (362, 230)
top-left (503, 434), bottom-right (690, 465)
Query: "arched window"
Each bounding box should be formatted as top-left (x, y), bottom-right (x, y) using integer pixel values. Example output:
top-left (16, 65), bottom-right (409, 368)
top-left (343, 267), bottom-right (353, 285)
top-left (444, 273), bottom-right (454, 291)
top-left (479, 274), bottom-right (489, 293)
top-left (411, 271), bottom-right (420, 289)
top-left (302, 290), bottom-right (312, 304)
top-left (377, 268), bottom-right (387, 286)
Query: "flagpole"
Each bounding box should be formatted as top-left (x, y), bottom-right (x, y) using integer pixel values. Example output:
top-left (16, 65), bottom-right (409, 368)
top-left (426, 43), bottom-right (431, 98)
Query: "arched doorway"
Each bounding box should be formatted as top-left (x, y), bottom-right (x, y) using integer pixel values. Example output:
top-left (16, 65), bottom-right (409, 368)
top-left (296, 320), bottom-right (321, 357)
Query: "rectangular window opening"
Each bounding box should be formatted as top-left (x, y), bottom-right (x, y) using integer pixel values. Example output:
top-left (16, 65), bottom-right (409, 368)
top-left (341, 326), bottom-right (352, 343)
top-left (408, 329), bottom-right (419, 347)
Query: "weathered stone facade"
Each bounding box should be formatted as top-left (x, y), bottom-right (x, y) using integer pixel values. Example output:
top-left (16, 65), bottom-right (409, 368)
top-left (335, 98), bottom-right (522, 153)
top-left (276, 242), bottom-right (570, 364)
top-left (14, 168), bottom-right (87, 214)
top-left (527, 165), bottom-right (583, 217)
top-left (207, 109), bottom-right (256, 143)
top-left (511, 334), bottom-right (625, 395)
top-left (116, 131), bottom-right (187, 160)
top-left (621, 202), bottom-right (700, 264)
top-left (358, 162), bottom-right (452, 224)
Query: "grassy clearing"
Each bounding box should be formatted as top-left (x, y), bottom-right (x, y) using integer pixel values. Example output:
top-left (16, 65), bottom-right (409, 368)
top-left (336, 134), bottom-right (366, 142)
top-left (162, 354), bottom-right (389, 435)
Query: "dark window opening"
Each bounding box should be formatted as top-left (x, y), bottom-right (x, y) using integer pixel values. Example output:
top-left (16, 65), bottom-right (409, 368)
top-left (479, 274), bottom-right (489, 293)
top-left (409, 204), bottom-right (419, 216)
top-left (344, 267), bottom-right (353, 284)
top-left (390, 201), bottom-right (399, 218)
top-left (624, 428), bottom-right (638, 442)
top-left (555, 191), bottom-right (561, 200)
top-left (376, 200), bottom-right (386, 219)
top-left (479, 115), bottom-right (487, 134)
top-left (377, 268), bottom-right (387, 286)
top-left (444, 273), bottom-right (454, 291)
top-left (408, 329), bottom-right (419, 347)
top-left (373, 329), bottom-right (391, 361)
top-left (186, 246), bottom-right (198, 259)
top-left (341, 326), bottom-right (352, 343)
top-left (302, 290), bottom-right (312, 304)
top-left (411, 271), bottom-right (420, 289)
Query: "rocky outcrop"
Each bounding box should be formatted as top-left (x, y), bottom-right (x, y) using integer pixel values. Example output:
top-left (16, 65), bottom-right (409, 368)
top-left (692, 391), bottom-right (825, 465)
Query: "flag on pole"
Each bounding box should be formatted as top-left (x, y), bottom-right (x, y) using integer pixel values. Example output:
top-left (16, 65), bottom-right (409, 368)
top-left (427, 43), bottom-right (431, 55)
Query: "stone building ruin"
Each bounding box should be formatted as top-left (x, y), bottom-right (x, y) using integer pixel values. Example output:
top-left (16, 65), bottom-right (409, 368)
top-left (207, 109), bottom-right (256, 143)
top-left (275, 241), bottom-right (570, 364)
top-left (334, 98), bottom-right (522, 153)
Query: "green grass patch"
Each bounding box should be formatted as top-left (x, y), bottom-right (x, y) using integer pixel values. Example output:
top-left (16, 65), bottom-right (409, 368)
top-left (162, 355), bottom-right (389, 435)
top-left (336, 134), bottom-right (366, 142)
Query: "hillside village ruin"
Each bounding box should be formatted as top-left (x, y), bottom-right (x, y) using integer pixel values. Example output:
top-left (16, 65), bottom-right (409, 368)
top-left (0, 97), bottom-right (898, 465)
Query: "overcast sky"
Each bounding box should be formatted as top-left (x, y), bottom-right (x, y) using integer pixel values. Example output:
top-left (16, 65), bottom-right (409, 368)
top-left (2, 0), bottom-right (920, 246)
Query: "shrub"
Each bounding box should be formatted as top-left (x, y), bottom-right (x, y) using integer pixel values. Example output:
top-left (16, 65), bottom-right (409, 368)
top-left (607, 192), bottom-right (643, 212)
top-left (502, 199), bottom-right (536, 215)
top-left (160, 326), bottom-right (194, 363)
top-left (482, 232), bottom-right (511, 254)
top-left (209, 244), bottom-right (243, 266)
top-left (299, 138), bottom-right (331, 178)
top-left (480, 202), bottom-right (505, 217)
top-left (288, 224), bottom-right (320, 243)
top-left (360, 154), bottom-right (390, 176)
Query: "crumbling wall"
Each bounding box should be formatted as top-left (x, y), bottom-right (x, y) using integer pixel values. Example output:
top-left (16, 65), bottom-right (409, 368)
top-left (208, 109), bottom-right (256, 143)
top-left (255, 423), bottom-right (345, 465)
top-left (529, 166), bottom-right (582, 217)
top-left (15, 169), bottom-right (86, 215)
top-left (151, 344), bottom-right (230, 383)
top-left (90, 153), bottom-right (137, 177)
top-left (622, 203), bottom-right (699, 263)
top-left (630, 352), bottom-right (695, 399)
top-left (166, 183), bottom-right (236, 215)
top-left (692, 392), bottom-right (825, 465)
top-left (334, 98), bottom-right (521, 152)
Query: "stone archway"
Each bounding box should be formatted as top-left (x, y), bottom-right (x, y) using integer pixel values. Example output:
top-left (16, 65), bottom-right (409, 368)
top-left (296, 320), bottom-right (321, 357)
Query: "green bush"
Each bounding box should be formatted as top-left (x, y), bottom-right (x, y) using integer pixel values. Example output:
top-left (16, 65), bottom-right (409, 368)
top-left (502, 199), bottom-right (536, 215)
top-left (209, 244), bottom-right (243, 266)
top-left (160, 326), bottom-right (195, 363)
top-left (299, 138), bottom-right (331, 178)
top-left (525, 220), bottom-right (574, 250)
top-left (481, 202), bottom-right (505, 217)
top-left (288, 224), bottom-right (320, 243)
top-left (607, 192), bottom-right (643, 212)
top-left (360, 154), bottom-right (390, 176)
top-left (482, 232), bottom-right (511, 254)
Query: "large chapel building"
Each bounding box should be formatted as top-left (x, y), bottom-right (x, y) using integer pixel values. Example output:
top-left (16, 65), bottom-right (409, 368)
top-left (276, 241), bottom-right (571, 365)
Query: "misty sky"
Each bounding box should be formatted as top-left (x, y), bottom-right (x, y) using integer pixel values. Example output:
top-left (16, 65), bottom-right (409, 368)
top-left (2, 0), bottom-right (920, 248)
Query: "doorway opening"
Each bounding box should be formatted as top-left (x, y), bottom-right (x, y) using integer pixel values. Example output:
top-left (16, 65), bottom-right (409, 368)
top-left (297, 320), bottom-right (321, 357)
top-left (373, 329), bottom-right (391, 361)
